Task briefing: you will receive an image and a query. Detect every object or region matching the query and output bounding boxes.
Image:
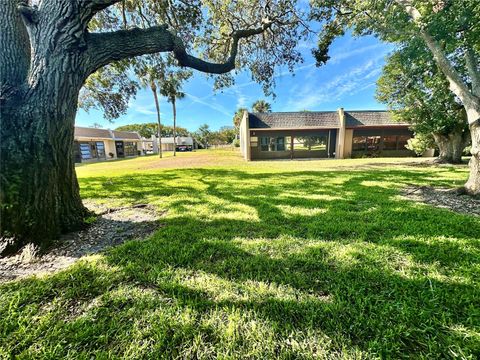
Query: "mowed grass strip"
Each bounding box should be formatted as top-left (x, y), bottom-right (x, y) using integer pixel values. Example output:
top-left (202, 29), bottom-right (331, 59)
top-left (1, 150), bottom-right (479, 359)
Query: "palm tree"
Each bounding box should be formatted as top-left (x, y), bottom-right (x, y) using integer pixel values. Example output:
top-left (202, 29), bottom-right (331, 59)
top-left (160, 70), bottom-right (191, 156)
top-left (150, 80), bottom-right (164, 158)
top-left (137, 62), bottom-right (166, 158)
top-left (252, 100), bottom-right (272, 113)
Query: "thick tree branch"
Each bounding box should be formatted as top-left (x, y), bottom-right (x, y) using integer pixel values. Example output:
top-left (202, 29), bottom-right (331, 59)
top-left (87, 20), bottom-right (274, 75)
top-left (1, 0), bottom-right (30, 93)
top-left (172, 21), bottom-right (273, 73)
top-left (87, 0), bottom-right (121, 13)
top-left (17, 2), bottom-right (39, 24)
top-left (86, 25), bottom-right (174, 72)
top-left (465, 47), bottom-right (480, 97)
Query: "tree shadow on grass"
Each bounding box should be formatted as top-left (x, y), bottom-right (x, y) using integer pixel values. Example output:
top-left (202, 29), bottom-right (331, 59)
top-left (1, 165), bottom-right (479, 358)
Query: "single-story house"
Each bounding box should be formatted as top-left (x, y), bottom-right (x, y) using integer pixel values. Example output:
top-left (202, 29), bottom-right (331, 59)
top-left (159, 136), bottom-right (196, 151)
top-left (239, 108), bottom-right (414, 161)
top-left (74, 126), bottom-right (142, 163)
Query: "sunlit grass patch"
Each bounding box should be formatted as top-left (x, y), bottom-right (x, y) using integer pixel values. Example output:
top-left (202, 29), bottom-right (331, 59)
top-left (2, 151), bottom-right (479, 359)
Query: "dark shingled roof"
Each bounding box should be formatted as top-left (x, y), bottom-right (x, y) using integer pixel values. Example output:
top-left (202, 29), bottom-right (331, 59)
top-left (248, 110), bottom-right (409, 129)
top-left (249, 112), bottom-right (340, 129)
top-left (345, 111), bottom-right (408, 127)
top-left (112, 130), bottom-right (141, 140)
top-left (74, 127), bottom-right (141, 140)
top-left (74, 127), bottom-right (112, 139)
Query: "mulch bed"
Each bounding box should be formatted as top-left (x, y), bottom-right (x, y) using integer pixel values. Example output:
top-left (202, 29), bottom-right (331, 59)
top-left (401, 185), bottom-right (480, 217)
top-left (0, 202), bottom-right (164, 283)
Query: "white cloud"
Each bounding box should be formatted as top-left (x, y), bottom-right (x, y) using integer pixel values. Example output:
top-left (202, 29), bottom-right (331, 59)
top-left (282, 54), bottom-right (386, 111)
top-left (132, 105), bottom-right (157, 116)
top-left (185, 93), bottom-right (232, 117)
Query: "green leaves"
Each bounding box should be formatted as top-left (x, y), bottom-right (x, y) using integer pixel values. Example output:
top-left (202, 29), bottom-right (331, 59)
top-left (82, 0), bottom-right (309, 119)
top-left (252, 100), bottom-right (272, 113)
top-left (376, 39), bottom-right (468, 137)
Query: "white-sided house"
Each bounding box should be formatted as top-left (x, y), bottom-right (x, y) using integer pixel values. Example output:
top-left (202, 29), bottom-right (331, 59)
top-left (74, 127), bottom-right (142, 163)
top-left (160, 136), bottom-right (195, 151)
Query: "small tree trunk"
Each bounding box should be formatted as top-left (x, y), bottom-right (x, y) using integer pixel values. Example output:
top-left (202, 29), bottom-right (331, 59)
top-left (151, 82), bottom-right (163, 158)
top-left (173, 99), bottom-right (177, 157)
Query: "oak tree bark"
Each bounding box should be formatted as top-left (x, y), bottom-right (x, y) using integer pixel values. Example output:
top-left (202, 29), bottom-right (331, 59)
top-left (433, 130), bottom-right (470, 164)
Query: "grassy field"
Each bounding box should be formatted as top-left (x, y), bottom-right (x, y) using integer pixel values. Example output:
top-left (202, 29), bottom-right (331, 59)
top-left (1, 150), bottom-right (479, 359)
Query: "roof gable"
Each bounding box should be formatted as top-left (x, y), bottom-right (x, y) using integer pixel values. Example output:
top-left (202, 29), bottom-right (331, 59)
top-left (112, 130), bottom-right (141, 140)
top-left (74, 127), bottom-right (141, 140)
top-left (74, 127), bottom-right (112, 139)
top-left (344, 111), bottom-right (408, 127)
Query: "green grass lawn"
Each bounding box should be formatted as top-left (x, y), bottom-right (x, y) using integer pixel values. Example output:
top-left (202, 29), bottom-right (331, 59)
top-left (1, 150), bottom-right (479, 359)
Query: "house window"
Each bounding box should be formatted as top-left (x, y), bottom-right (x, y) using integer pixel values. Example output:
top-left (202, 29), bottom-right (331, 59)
top-left (260, 137), bottom-right (269, 151)
top-left (294, 136), bottom-right (327, 151)
top-left (79, 143), bottom-right (92, 160)
top-left (259, 136), bottom-right (286, 151)
top-left (366, 136), bottom-right (381, 151)
top-left (352, 136), bottom-right (367, 151)
top-left (124, 142), bottom-right (138, 156)
top-left (78, 141), bottom-right (106, 160)
top-left (382, 135), bottom-right (398, 150)
top-left (276, 137), bottom-right (285, 151)
top-left (96, 142), bottom-right (106, 158)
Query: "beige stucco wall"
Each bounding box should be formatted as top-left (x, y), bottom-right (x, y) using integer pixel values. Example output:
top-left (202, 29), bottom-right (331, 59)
top-left (239, 111), bottom-right (250, 160)
top-left (335, 108), bottom-right (346, 159)
top-left (344, 129), bottom-right (353, 159)
top-left (104, 140), bottom-right (117, 159)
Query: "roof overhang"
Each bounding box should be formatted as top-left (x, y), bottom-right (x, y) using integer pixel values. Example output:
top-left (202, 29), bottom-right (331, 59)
top-left (75, 137), bottom-right (113, 141)
top-left (346, 124), bottom-right (410, 129)
top-left (250, 126), bottom-right (340, 131)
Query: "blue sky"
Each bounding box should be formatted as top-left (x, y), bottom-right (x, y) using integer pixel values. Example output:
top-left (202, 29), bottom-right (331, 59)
top-left (75, 33), bottom-right (394, 132)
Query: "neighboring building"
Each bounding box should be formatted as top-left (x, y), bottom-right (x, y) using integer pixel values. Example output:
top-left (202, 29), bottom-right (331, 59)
top-left (74, 126), bottom-right (142, 163)
top-left (239, 109), bottom-right (414, 161)
top-left (160, 136), bottom-right (195, 151)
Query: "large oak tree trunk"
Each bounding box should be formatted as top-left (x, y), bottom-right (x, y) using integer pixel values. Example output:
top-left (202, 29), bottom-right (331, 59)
top-left (1, 93), bottom-right (88, 255)
top-left (1, 0), bottom-right (91, 255)
top-left (465, 120), bottom-right (480, 195)
top-left (433, 129), bottom-right (469, 164)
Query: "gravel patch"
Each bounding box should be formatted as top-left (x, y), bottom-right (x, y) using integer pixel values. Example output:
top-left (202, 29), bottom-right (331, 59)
top-left (0, 202), bottom-right (164, 283)
top-left (401, 186), bottom-right (480, 217)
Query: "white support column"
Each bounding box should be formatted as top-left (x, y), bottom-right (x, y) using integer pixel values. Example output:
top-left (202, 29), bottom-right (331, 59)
top-left (335, 108), bottom-right (346, 159)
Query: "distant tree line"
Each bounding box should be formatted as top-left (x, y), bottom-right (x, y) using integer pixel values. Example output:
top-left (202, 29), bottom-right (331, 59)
top-left (193, 124), bottom-right (237, 148)
top-left (115, 123), bottom-right (189, 138)
top-left (115, 122), bottom-right (237, 148)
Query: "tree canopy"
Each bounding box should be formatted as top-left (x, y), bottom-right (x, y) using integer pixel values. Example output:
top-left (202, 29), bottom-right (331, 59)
top-left (79, 0), bottom-right (309, 120)
top-left (376, 39), bottom-right (470, 162)
top-left (252, 99), bottom-right (272, 113)
top-left (233, 107), bottom-right (248, 129)
top-left (376, 39), bottom-right (468, 137)
top-left (310, 0), bottom-right (480, 192)
top-left (115, 123), bottom-right (189, 138)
